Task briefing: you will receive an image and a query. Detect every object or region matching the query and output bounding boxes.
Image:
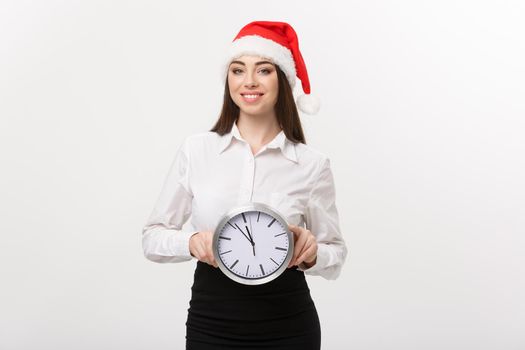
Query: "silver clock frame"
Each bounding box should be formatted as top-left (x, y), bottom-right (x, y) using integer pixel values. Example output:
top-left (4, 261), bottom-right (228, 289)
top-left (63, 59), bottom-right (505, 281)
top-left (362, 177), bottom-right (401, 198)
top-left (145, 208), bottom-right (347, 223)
top-left (212, 202), bottom-right (294, 285)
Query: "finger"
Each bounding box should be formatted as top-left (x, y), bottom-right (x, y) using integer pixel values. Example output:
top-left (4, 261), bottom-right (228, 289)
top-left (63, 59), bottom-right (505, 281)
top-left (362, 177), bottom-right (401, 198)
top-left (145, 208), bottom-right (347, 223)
top-left (193, 247), bottom-right (205, 262)
top-left (293, 233), bottom-right (316, 266)
top-left (291, 242), bottom-right (308, 267)
top-left (204, 251), bottom-right (215, 266)
top-left (197, 239), bottom-right (213, 264)
top-left (196, 245), bottom-right (209, 263)
top-left (294, 229), bottom-right (309, 257)
top-left (208, 252), bottom-right (218, 267)
top-left (289, 239), bottom-right (306, 267)
top-left (296, 244), bottom-right (316, 266)
top-left (288, 253), bottom-right (298, 268)
top-left (288, 225), bottom-right (311, 265)
top-left (211, 254), bottom-right (218, 267)
top-left (189, 240), bottom-right (201, 259)
top-left (288, 224), bottom-right (301, 238)
top-left (204, 235), bottom-right (217, 266)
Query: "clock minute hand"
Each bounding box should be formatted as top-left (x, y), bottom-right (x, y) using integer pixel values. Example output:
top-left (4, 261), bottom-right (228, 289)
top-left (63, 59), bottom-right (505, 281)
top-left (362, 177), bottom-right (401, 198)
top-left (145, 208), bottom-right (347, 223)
top-left (235, 223), bottom-right (253, 244)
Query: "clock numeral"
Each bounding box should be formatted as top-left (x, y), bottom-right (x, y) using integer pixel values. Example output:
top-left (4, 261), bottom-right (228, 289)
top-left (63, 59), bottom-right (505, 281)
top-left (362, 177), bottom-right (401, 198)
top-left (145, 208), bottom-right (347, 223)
top-left (228, 222), bottom-right (237, 230)
top-left (270, 258), bottom-right (279, 266)
top-left (220, 250), bottom-right (232, 255)
top-left (257, 212), bottom-right (260, 222)
top-left (259, 264), bottom-right (265, 275)
top-left (246, 265), bottom-right (250, 276)
top-left (219, 236), bottom-right (231, 240)
top-left (267, 218), bottom-right (276, 227)
top-left (231, 259), bottom-right (239, 269)
top-left (275, 247), bottom-right (287, 251)
top-left (274, 232), bottom-right (286, 237)
top-left (242, 213), bottom-right (247, 223)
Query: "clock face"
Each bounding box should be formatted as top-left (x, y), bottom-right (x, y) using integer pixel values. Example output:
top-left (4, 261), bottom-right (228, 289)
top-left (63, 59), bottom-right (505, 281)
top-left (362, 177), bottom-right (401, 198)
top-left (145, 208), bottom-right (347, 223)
top-left (213, 203), bottom-right (293, 285)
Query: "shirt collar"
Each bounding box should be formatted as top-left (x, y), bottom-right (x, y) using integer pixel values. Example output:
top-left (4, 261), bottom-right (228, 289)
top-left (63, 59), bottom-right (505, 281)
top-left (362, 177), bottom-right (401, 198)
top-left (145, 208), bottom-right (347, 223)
top-left (218, 121), bottom-right (298, 163)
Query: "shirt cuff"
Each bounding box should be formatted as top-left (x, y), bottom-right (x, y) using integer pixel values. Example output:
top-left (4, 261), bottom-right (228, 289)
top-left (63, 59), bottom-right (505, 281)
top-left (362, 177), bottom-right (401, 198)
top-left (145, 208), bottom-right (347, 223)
top-left (142, 227), bottom-right (199, 262)
top-left (171, 229), bottom-right (199, 258)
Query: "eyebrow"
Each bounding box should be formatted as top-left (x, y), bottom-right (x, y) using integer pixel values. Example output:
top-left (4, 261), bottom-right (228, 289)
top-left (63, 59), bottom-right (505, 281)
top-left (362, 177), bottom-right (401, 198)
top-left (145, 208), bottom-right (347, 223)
top-left (229, 60), bottom-right (274, 67)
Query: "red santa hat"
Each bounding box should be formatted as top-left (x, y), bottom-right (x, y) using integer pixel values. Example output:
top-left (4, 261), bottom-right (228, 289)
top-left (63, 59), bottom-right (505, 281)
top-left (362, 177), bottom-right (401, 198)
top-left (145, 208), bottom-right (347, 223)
top-left (223, 21), bottom-right (320, 115)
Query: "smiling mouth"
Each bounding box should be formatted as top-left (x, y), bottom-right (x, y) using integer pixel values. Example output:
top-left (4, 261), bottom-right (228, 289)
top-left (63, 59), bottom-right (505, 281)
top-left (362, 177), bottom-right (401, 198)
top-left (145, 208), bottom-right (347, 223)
top-left (241, 93), bottom-right (264, 102)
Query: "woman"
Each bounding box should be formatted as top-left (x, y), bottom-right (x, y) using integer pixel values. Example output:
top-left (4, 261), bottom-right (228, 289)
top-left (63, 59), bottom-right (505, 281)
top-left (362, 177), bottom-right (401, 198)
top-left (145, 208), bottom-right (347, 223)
top-left (142, 21), bottom-right (347, 349)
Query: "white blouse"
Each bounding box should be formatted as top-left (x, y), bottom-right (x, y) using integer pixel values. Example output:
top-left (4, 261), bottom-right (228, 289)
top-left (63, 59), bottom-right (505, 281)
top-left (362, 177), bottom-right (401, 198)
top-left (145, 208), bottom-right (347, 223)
top-left (142, 122), bottom-right (347, 280)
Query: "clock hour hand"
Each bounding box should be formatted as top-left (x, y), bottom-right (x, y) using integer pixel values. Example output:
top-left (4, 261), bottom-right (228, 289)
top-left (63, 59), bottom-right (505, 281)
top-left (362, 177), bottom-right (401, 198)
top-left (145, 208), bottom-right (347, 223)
top-left (235, 223), bottom-right (253, 244)
top-left (245, 226), bottom-right (254, 243)
top-left (245, 226), bottom-right (256, 256)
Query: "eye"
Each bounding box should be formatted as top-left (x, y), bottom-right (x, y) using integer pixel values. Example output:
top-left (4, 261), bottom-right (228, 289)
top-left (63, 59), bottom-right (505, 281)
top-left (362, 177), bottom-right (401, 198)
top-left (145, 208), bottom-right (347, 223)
top-left (259, 68), bottom-right (272, 75)
top-left (231, 68), bottom-right (243, 75)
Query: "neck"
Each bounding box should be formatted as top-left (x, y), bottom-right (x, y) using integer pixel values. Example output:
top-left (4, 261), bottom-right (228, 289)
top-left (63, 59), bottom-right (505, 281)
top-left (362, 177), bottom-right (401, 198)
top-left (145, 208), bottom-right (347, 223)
top-left (236, 111), bottom-right (282, 148)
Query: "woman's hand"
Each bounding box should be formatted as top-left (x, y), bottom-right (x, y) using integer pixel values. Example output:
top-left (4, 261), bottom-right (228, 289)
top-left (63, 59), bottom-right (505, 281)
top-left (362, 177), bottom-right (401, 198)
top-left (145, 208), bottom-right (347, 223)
top-left (287, 224), bottom-right (318, 268)
top-left (189, 231), bottom-right (218, 268)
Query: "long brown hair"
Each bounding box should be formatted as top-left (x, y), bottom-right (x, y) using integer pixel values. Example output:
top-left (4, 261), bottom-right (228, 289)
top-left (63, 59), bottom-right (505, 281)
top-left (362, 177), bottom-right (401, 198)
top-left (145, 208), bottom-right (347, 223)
top-left (210, 64), bottom-right (306, 144)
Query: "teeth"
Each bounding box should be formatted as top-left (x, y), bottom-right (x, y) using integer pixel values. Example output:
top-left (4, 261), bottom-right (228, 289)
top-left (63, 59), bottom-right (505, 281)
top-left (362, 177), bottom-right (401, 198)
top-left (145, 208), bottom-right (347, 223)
top-left (243, 94), bottom-right (261, 99)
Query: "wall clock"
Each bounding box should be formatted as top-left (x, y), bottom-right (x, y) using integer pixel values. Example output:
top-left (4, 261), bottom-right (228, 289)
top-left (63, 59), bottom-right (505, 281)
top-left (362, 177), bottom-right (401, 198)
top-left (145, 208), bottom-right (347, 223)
top-left (212, 202), bottom-right (294, 285)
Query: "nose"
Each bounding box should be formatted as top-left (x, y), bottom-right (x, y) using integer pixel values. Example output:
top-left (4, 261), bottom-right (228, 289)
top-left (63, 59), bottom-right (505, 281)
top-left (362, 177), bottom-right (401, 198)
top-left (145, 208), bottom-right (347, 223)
top-left (244, 71), bottom-right (259, 88)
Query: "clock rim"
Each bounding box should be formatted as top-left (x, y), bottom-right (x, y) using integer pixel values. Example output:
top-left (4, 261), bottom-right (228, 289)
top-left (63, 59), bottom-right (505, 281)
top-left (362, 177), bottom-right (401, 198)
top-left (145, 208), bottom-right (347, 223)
top-left (212, 202), bottom-right (294, 285)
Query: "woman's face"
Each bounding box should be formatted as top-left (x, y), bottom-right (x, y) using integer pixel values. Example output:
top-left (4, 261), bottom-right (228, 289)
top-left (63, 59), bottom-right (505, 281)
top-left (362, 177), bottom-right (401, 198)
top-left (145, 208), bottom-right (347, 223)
top-left (227, 55), bottom-right (279, 117)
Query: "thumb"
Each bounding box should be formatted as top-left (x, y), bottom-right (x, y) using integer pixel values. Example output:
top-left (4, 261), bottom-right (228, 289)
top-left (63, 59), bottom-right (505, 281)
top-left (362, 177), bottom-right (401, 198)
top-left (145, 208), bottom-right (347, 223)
top-left (288, 224), bottom-right (300, 236)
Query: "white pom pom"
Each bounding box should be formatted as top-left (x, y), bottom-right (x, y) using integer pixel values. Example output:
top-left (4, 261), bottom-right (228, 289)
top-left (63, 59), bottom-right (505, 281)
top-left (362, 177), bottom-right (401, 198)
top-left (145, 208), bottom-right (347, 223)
top-left (296, 94), bottom-right (321, 115)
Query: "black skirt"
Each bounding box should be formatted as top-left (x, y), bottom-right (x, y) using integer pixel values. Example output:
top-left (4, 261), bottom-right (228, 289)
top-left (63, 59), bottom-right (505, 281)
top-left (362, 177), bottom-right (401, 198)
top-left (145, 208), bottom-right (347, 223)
top-left (186, 261), bottom-right (321, 349)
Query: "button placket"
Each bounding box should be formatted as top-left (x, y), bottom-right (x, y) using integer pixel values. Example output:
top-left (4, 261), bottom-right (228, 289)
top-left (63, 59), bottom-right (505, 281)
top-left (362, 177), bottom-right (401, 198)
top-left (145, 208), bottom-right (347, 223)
top-left (238, 145), bottom-right (256, 203)
top-left (246, 155), bottom-right (255, 201)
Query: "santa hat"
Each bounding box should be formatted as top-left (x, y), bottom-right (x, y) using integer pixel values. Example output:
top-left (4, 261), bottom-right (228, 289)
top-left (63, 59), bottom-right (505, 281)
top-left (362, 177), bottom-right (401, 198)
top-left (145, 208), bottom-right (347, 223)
top-left (222, 21), bottom-right (320, 115)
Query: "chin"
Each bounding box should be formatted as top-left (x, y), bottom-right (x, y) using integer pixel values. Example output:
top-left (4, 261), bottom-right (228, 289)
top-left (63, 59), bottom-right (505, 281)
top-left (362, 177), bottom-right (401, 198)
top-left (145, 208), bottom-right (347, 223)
top-left (243, 106), bottom-right (273, 116)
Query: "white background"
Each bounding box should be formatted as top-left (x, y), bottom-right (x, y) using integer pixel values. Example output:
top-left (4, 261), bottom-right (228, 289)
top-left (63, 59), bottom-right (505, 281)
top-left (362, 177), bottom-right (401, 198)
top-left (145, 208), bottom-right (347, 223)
top-left (1, 1), bottom-right (524, 349)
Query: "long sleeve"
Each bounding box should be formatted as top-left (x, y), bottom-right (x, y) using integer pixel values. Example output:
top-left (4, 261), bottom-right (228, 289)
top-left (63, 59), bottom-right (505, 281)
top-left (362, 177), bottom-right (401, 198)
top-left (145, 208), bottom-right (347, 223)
top-left (298, 157), bottom-right (348, 279)
top-left (142, 138), bottom-right (197, 263)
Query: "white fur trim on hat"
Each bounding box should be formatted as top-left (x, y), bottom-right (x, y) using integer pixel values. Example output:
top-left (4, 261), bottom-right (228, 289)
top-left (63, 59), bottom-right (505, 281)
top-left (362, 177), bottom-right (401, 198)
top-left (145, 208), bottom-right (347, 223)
top-left (222, 35), bottom-right (297, 89)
